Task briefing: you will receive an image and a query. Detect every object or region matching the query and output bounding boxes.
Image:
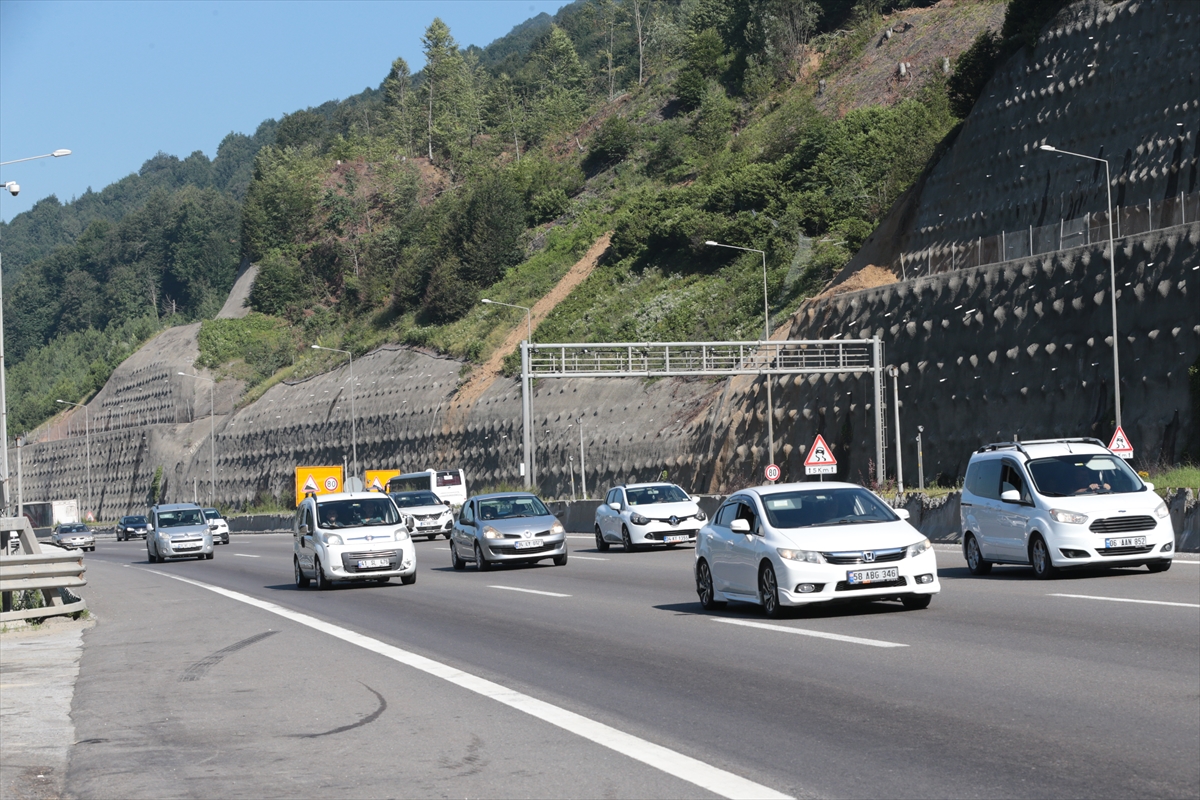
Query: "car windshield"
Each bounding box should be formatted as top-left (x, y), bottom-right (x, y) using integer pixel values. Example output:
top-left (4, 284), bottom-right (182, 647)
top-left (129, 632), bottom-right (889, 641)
top-left (317, 498), bottom-right (400, 528)
top-left (123, 516), bottom-right (147, 525)
top-left (478, 496), bottom-right (550, 520)
top-left (760, 488), bottom-right (898, 529)
top-left (626, 485), bottom-right (690, 505)
top-left (390, 491), bottom-right (443, 508)
top-left (203, 509), bottom-right (223, 520)
top-left (1027, 454), bottom-right (1144, 496)
top-left (61, 524), bottom-right (88, 533)
top-left (158, 509), bottom-right (205, 527)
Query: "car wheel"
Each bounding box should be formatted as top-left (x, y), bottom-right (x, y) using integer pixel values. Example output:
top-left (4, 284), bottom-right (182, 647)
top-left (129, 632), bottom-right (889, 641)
top-left (696, 559), bottom-right (725, 610)
top-left (901, 594), bottom-right (932, 610)
top-left (595, 526), bottom-right (610, 552)
top-left (475, 543), bottom-right (492, 572)
top-left (1029, 535), bottom-right (1057, 580)
top-left (147, 545), bottom-right (157, 564)
top-left (553, 552), bottom-right (568, 566)
top-left (315, 557), bottom-right (333, 590)
top-left (444, 531), bottom-right (452, 540)
top-left (1147, 560), bottom-right (1172, 573)
top-left (759, 563), bottom-right (783, 618)
top-left (400, 573), bottom-right (417, 585)
top-left (450, 543), bottom-right (466, 571)
top-left (965, 534), bottom-right (992, 575)
top-left (295, 558), bottom-right (310, 588)
top-left (205, 552), bottom-right (214, 560)
top-left (622, 525), bottom-right (635, 553)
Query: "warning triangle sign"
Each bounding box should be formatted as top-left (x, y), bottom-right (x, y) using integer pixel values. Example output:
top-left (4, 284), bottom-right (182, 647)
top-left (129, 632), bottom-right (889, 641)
top-left (368, 476), bottom-right (384, 491)
top-left (804, 434), bottom-right (838, 467)
top-left (1108, 426), bottom-right (1133, 458)
top-left (302, 475), bottom-right (319, 493)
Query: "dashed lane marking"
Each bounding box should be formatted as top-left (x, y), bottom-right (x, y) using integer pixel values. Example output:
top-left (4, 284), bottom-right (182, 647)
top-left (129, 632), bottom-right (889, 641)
top-left (232, 553), bottom-right (261, 558)
top-left (488, 585), bottom-right (571, 598)
top-left (714, 618), bottom-right (909, 648)
top-left (1048, 593), bottom-right (1199, 609)
top-left (133, 566), bottom-right (790, 800)
top-left (571, 555), bottom-right (609, 561)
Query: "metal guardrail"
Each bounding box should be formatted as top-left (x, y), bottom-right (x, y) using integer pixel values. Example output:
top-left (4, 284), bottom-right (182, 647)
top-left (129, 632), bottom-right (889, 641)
top-left (1, 516), bottom-right (87, 623)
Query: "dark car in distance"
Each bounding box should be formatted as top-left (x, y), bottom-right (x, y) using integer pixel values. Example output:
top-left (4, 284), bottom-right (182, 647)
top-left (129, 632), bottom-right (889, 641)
top-left (117, 515), bottom-right (150, 541)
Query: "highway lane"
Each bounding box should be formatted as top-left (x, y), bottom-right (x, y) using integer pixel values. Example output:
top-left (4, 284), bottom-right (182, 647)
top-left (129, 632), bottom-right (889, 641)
top-left (73, 535), bottom-right (1199, 799)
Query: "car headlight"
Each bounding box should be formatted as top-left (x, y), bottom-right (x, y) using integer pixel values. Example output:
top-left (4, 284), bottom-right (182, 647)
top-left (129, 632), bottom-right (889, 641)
top-left (1153, 501), bottom-right (1169, 520)
top-left (629, 513), bottom-right (651, 526)
top-left (695, 510), bottom-right (707, 521)
top-left (550, 521), bottom-right (565, 535)
top-left (483, 526), bottom-right (502, 539)
top-left (324, 533), bottom-right (344, 545)
top-left (907, 538), bottom-right (932, 557)
top-left (777, 548), bottom-right (822, 564)
top-left (393, 528), bottom-right (410, 541)
top-left (1050, 509), bottom-right (1088, 524)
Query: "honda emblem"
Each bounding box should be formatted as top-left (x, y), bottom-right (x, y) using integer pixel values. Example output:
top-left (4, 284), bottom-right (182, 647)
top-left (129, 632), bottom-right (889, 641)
top-left (862, 551), bottom-right (876, 563)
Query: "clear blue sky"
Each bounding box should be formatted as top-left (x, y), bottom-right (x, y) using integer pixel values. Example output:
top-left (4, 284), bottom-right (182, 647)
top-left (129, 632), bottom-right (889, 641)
top-left (0, 0), bottom-right (570, 222)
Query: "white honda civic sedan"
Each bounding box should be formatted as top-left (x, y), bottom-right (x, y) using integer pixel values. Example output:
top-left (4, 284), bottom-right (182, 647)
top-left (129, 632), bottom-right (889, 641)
top-left (695, 482), bottom-right (940, 617)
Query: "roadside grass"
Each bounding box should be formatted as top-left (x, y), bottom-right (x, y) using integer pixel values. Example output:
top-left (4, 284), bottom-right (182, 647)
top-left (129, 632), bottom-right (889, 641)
top-left (1149, 464), bottom-right (1200, 492)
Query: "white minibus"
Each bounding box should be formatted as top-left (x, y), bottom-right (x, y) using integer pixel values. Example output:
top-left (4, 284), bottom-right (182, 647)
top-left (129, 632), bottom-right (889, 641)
top-left (387, 469), bottom-right (467, 508)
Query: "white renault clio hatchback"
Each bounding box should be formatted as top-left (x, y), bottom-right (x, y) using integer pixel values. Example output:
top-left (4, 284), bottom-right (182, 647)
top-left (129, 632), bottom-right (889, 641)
top-left (695, 482), bottom-right (939, 617)
top-left (960, 438), bottom-right (1173, 578)
top-left (294, 492), bottom-right (416, 589)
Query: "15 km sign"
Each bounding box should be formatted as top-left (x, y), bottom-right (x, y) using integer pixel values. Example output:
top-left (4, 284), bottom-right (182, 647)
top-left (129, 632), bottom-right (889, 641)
top-left (804, 435), bottom-right (838, 476)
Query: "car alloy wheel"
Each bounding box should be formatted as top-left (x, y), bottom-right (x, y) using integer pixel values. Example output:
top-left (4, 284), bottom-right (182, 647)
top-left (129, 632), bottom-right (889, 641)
top-left (622, 526), bottom-right (635, 553)
top-left (759, 563), bottom-right (782, 618)
top-left (475, 543), bottom-right (491, 572)
top-left (696, 560), bottom-right (725, 610)
top-left (595, 526), bottom-right (610, 552)
top-left (965, 534), bottom-right (992, 575)
top-left (315, 557), bottom-right (333, 590)
top-left (295, 558), bottom-right (310, 588)
top-left (1030, 536), bottom-right (1056, 580)
top-left (450, 543), bottom-right (466, 571)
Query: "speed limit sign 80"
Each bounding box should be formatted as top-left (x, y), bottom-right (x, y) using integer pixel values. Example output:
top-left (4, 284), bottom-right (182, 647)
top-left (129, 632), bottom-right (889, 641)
top-left (764, 464), bottom-right (781, 481)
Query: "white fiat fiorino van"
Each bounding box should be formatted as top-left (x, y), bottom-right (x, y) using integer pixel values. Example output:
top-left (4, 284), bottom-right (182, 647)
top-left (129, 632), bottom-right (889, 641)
top-left (294, 492), bottom-right (417, 589)
top-left (960, 438), bottom-right (1173, 578)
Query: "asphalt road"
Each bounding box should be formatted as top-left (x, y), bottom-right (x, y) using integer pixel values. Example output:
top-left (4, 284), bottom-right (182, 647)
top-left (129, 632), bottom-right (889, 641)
top-left (67, 534), bottom-right (1199, 799)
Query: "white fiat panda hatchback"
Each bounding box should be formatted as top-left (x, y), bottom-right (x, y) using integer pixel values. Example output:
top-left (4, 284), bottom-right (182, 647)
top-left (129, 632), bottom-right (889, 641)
top-left (960, 438), bottom-right (1173, 578)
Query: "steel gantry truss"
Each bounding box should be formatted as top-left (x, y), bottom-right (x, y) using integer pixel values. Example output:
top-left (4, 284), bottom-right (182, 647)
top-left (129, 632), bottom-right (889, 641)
top-left (518, 338), bottom-right (887, 488)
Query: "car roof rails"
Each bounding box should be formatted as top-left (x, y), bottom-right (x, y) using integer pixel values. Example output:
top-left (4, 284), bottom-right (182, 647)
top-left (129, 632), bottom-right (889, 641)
top-left (1019, 437), bottom-right (1107, 448)
top-left (976, 442), bottom-right (1031, 457)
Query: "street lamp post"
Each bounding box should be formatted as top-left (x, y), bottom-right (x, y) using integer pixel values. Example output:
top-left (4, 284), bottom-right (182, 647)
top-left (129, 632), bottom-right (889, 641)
top-left (177, 373), bottom-right (216, 505)
top-left (55, 400), bottom-right (92, 517)
top-left (1039, 144), bottom-right (1122, 430)
top-left (482, 299), bottom-right (535, 488)
top-left (704, 241), bottom-right (775, 480)
top-left (310, 345), bottom-right (358, 480)
top-left (888, 366), bottom-right (904, 494)
top-left (1, 148), bottom-right (71, 514)
top-left (578, 417), bottom-right (587, 500)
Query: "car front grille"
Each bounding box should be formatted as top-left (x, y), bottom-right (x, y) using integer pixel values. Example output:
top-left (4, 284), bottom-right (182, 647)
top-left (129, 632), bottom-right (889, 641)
top-left (414, 513), bottom-right (441, 522)
top-left (835, 576), bottom-right (908, 592)
top-left (822, 548), bottom-right (906, 565)
top-left (1089, 515), bottom-right (1156, 534)
top-left (1097, 545), bottom-right (1155, 556)
top-left (643, 530), bottom-right (697, 541)
top-left (340, 550), bottom-right (400, 572)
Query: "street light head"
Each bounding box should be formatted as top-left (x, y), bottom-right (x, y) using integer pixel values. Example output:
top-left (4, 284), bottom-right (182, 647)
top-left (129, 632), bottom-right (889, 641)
top-left (311, 344), bottom-right (321, 349)
top-left (704, 240), bottom-right (718, 246)
top-left (481, 298), bottom-right (494, 304)
top-left (53, 149), bottom-right (72, 157)
top-left (177, 371), bottom-right (187, 376)
top-left (56, 399), bottom-right (66, 405)
top-left (1039, 144), bottom-right (1056, 152)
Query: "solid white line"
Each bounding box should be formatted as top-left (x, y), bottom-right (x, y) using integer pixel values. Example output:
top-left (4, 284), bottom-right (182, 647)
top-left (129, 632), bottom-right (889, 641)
top-left (232, 553), bottom-right (261, 558)
top-left (488, 585), bottom-right (571, 598)
top-left (137, 568), bottom-right (789, 800)
top-left (714, 618), bottom-right (909, 648)
top-left (566, 534), bottom-right (593, 539)
top-left (571, 555), bottom-right (609, 561)
top-left (1049, 593), bottom-right (1200, 609)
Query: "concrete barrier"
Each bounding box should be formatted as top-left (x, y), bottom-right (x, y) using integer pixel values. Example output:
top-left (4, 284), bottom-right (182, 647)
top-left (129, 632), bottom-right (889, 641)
top-left (228, 514), bottom-right (294, 533)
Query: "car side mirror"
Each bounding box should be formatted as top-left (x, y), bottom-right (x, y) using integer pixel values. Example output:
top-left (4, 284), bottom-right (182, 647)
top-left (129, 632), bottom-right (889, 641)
top-left (1144, 482), bottom-right (1154, 491)
top-left (608, 502), bottom-right (621, 511)
top-left (730, 519), bottom-right (751, 534)
top-left (895, 508), bottom-right (911, 521)
top-left (690, 495), bottom-right (700, 503)
top-left (298, 523), bottom-right (309, 536)
top-left (1000, 489), bottom-right (1021, 503)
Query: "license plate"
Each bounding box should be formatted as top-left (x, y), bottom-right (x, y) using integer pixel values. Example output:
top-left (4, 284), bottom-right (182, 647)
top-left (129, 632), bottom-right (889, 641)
top-left (847, 567), bottom-right (899, 585)
top-left (176, 543), bottom-right (200, 550)
top-left (357, 558), bottom-right (390, 569)
top-left (1105, 537), bottom-right (1146, 549)
top-left (664, 534), bottom-right (690, 543)
top-left (418, 523), bottom-right (437, 528)
top-left (514, 539), bottom-right (541, 550)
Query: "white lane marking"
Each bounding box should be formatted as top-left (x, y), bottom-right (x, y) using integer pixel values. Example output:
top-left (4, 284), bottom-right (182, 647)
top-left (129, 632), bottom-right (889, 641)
top-left (1049, 593), bottom-right (1200, 609)
top-left (571, 555), bottom-right (609, 561)
top-left (488, 585), bottom-right (571, 598)
top-left (137, 568), bottom-right (789, 800)
top-left (566, 534), bottom-right (593, 539)
top-left (714, 618), bottom-right (909, 649)
top-left (232, 553), bottom-right (261, 558)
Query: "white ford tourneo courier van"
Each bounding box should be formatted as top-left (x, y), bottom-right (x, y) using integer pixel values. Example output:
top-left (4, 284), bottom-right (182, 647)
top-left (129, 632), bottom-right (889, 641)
top-left (960, 438), bottom-right (1173, 578)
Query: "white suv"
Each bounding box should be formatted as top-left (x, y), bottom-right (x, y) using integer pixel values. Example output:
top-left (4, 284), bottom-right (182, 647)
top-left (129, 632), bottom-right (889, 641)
top-left (960, 439), bottom-right (1173, 578)
top-left (294, 492), bottom-right (416, 589)
top-left (595, 483), bottom-right (706, 552)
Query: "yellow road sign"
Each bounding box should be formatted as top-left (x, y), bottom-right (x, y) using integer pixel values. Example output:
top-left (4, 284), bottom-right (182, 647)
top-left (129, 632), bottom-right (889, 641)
top-left (294, 466), bottom-right (344, 506)
top-left (365, 469), bottom-right (401, 493)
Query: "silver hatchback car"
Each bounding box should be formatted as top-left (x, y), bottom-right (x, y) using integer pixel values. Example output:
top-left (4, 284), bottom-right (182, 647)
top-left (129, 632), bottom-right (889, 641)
top-left (450, 492), bottom-right (567, 570)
